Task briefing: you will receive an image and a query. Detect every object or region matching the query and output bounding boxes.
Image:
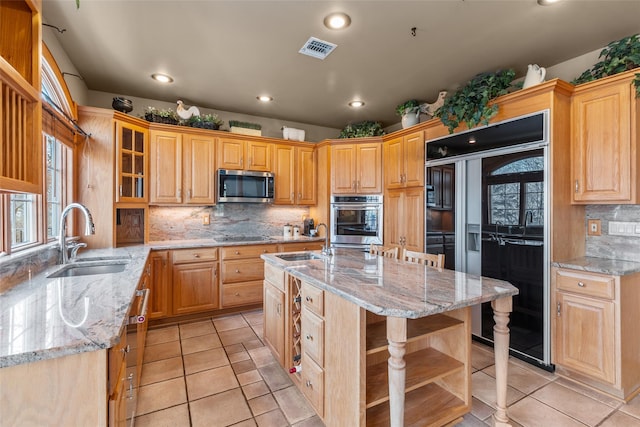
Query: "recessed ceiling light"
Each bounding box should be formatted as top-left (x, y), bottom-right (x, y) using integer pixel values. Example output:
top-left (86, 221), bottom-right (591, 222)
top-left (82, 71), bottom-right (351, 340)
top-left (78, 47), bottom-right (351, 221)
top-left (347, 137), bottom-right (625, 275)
top-left (468, 136), bottom-right (477, 144)
top-left (324, 12), bottom-right (351, 30)
top-left (151, 73), bottom-right (173, 83)
top-left (349, 100), bottom-right (365, 108)
top-left (537, 0), bottom-right (561, 5)
top-left (257, 95), bottom-right (273, 102)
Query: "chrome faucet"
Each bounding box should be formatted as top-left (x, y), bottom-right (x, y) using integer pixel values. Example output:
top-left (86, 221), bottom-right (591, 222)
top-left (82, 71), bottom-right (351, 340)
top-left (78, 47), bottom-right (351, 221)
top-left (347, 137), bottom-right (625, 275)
top-left (59, 203), bottom-right (95, 264)
top-left (523, 211), bottom-right (534, 236)
top-left (315, 223), bottom-right (331, 256)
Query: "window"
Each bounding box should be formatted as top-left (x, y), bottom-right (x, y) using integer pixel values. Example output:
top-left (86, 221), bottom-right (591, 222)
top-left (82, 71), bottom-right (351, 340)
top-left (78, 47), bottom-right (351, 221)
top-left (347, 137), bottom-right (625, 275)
top-left (485, 152), bottom-right (544, 227)
top-left (10, 193), bottom-right (38, 249)
top-left (46, 135), bottom-right (68, 240)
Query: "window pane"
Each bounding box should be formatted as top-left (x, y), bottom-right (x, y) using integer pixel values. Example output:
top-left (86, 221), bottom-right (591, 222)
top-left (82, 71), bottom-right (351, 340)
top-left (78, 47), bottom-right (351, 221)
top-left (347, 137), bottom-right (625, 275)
top-left (10, 194), bottom-right (37, 248)
top-left (525, 182), bottom-right (544, 225)
top-left (489, 183), bottom-right (520, 225)
top-left (492, 156), bottom-right (544, 175)
top-left (45, 136), bottom-right (63, 240)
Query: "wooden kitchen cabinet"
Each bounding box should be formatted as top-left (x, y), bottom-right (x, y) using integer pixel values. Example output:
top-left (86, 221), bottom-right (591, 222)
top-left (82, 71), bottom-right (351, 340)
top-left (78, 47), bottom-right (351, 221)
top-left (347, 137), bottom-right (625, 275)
top-left (552, 267), bottom-right (640, 400)
top-left (149, 250), bottom-right (171, 319)
top-left (571, 69), bottom-right (640, 204)
top-left (384, 130), bottom-right (425, 189)
top-left (0, 0), bottom-right (42, 194)
top-left (273, 144), bottom-right (317, 205)
top-left (117, 121), bottom-right (149, 203)
top-left (278, 241), bottom-right (324, 252)
top-left (217, 137), bottom-right (271, 171)
top-left (172, 248), bottom-right (219, 315)
top-left (220, 244), bottom-right (278, 308)
top-left (149, 129), bottom-right (216, 205)
top-left (385, 187), bottom-right (424, 251)
top-left (331, 142), bottom-right (382, 194)
top-left (263, 279), bottom-right (286, 366)
top-left (427, 165), bottom-right (454, 210)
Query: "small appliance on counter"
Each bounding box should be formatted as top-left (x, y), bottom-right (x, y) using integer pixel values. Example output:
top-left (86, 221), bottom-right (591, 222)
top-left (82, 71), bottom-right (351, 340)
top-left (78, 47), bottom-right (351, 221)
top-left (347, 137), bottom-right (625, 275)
top-left (303, 218), bottom-right (315, 236)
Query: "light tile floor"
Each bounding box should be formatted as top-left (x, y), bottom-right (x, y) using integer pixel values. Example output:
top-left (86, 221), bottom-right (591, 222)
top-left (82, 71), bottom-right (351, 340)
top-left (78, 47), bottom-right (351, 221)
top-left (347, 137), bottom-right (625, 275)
top-left (136, 310), bottom-right (640, 427)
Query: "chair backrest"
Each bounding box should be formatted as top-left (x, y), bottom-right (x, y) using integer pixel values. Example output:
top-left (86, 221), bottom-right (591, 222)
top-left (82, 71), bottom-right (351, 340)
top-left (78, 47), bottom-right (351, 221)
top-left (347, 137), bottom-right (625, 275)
top-left (369, 244), bottom-right (399, 259)
top-left (401, 248), bottom-right (445, 268)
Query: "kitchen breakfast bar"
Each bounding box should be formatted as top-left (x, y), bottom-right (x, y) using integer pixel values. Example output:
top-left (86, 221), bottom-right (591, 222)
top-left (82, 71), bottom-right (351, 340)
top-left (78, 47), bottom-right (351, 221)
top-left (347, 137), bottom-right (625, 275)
top-left (262, 249), bottom-right (519, 427)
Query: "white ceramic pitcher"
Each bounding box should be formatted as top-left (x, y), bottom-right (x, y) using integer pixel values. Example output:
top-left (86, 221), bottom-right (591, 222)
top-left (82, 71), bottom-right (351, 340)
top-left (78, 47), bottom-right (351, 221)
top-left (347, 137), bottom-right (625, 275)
top-left (522, 64), bottom-right (546, 89)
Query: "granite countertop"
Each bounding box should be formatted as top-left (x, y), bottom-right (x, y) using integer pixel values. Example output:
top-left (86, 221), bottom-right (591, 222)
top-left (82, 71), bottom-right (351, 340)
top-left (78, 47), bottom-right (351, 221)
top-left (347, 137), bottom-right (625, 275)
top-left (552, 256), bottom-right (640, 276)
top-left (0, 246), bottom-right (150, 368)
top-left (262, 249), bottom-right (519, 319)
top-left (0, 236), bottom-right (325, 369)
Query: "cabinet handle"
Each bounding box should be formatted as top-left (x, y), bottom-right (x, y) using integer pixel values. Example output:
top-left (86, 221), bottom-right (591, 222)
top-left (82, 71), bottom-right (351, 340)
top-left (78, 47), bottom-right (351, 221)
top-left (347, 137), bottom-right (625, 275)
top-left (119, 185), bottom-right (123, 197)
top-left (235, 269), bottom-right (240, 273)
top-left (578, 281), bottom-right (585, 287)
top-left (352, 180), bottom-right (356, 190)
top-left (306, 334), bottom-right (313, 341)
top-left (127, 373), bottom-right (134, 400)
top-left (263, 249), bottom-right (268, 253)
top-left (298, 193), bottom-right (302, 199)
top-left (557, 302), bottom-right (561, 317)
top-left (357, 180), bottom-right (361, 189)
top-left (177, 188), bottom-right (182, 198)
top-left (120, 345), bottom-right (130, 356)
top-left (305, 296), bottom-right (313, 303)
top-left (194, 254), bottom-right (200, 258)
top-left (235, 292), bottom-right (240, 296)
top-left (306, 380), bottom-right (313, 388)
top-left (291, 192), bottom-right (295, 201)
top-left (575, 180), bottom-right (579, 193)
top-left (235, 250), bottom-right (240, 255)
top-left (241, 157), bottom-right (244, 167)
top-left (277, 303), bottom-right (282, 316)
top-left (187, 189), bottom-right (191, 200)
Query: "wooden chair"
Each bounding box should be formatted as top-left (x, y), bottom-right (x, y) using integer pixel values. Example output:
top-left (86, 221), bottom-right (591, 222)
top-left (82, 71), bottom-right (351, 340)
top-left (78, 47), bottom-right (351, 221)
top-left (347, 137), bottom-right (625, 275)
top-left (369, 244), bottom-right (399, 259)
top-left (401, 248), bottom-right (445, 268)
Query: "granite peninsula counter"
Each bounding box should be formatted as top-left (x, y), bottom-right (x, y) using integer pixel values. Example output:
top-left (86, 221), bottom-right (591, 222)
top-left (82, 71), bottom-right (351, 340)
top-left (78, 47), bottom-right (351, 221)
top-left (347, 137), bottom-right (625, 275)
top-left (262, 249), bottom-right (519, 427)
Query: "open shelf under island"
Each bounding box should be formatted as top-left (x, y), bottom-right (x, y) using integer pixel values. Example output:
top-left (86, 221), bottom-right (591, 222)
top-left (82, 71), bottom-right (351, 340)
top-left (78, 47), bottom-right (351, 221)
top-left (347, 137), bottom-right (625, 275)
top-left (261, 249), bottom-right (519, 427)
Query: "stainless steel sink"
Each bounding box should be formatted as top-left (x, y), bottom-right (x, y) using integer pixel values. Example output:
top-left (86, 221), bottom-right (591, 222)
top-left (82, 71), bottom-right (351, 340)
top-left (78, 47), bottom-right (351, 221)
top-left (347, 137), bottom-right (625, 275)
top-left (48, 260), bottom-right (129, 278)
top-left (275, 253), bottom-right (324, 262)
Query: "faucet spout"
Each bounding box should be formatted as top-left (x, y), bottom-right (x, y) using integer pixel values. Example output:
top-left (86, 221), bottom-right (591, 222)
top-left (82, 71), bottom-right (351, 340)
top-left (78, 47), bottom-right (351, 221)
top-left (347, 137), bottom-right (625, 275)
top-left (59, 203), bottom-right (95, 265)
top-left (315, 223), bottom-right (331, 256)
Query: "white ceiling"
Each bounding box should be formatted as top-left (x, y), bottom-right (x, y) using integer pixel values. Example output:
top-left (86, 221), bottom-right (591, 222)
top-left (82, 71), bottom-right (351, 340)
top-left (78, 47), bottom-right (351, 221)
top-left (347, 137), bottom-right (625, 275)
top-left (42, 1), bottom-right (640, 129)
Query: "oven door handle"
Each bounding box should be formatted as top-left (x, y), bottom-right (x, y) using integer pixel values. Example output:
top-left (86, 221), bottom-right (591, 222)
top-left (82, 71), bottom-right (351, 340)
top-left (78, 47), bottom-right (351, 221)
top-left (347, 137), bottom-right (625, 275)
top-left (332, 204), bottom-right (380, 210)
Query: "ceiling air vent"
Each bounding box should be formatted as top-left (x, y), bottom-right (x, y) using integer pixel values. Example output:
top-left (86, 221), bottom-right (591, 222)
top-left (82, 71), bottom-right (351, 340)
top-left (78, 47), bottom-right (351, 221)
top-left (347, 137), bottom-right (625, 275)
top-left (299, 37), bottom-right (337, 60)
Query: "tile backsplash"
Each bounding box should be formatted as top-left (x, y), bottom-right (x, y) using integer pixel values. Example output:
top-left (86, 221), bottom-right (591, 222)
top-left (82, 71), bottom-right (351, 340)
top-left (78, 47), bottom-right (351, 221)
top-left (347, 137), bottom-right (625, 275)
top-left (149, 204), bottom-right (311, 241)
top-left (586, 205), bottom-right (640, 262)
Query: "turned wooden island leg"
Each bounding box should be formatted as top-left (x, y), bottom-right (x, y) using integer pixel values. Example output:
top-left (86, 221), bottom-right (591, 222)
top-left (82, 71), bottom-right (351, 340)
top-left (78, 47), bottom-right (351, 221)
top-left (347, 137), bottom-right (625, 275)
top-left (387, 316), bottom-right (408, 427)
top-left (492, 296), bottom-right (513, 427)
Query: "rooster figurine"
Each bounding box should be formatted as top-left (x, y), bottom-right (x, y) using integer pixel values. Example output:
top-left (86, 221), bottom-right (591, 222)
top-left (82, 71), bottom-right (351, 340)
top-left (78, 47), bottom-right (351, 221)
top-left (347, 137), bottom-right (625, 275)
top-left (419, 91), bottom-right (447, 117)
top-left (176, 100), bottom-right (200, 120)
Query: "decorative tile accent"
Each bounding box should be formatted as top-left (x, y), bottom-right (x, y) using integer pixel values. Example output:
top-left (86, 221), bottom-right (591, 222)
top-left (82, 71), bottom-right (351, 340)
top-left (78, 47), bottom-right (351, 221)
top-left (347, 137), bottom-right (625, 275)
top-left (586, 205), bottom-right (640, 262)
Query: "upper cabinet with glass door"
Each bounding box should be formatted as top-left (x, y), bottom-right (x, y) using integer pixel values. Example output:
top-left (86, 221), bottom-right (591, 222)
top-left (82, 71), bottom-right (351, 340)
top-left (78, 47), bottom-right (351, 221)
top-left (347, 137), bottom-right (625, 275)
top-left (116, 120), bottom-right (148, 203)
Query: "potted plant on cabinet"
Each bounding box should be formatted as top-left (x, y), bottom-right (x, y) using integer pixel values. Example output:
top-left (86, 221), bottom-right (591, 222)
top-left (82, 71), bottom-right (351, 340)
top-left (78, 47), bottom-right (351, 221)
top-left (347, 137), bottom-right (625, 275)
top-left (188, 113), bottom-right (224, 130)
top-left (229, 120), bottom-right (262, 136)
top-left (396, 99), bottom-right (421, 129)
top-left (572, 34), bottom-right (640, 96)
top-left (143, 106), bottom-right (179, 125)
top-left (434, 69), bottom-right (516, 134)
top-left (338, 120), bottom-right (385, 138)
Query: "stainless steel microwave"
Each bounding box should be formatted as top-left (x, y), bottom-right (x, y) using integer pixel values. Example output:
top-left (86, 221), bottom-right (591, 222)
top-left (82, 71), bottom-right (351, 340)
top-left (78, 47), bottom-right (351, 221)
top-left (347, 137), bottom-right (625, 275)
top-left (217, 169), bottom-right (274, 203)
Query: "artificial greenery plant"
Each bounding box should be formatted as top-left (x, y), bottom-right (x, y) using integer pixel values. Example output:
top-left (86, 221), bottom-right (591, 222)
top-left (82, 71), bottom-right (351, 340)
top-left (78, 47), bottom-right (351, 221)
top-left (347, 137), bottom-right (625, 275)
top-left (229, 120), bottom-right (262, 130)
top-left (395, 99), bottom-right (421, 116)
top-left (434, 69), bottom-right (516, 134)
top-left (338, 121), bottom-right (385, 139)
top-left (572, 34), bottom-right (640, 97)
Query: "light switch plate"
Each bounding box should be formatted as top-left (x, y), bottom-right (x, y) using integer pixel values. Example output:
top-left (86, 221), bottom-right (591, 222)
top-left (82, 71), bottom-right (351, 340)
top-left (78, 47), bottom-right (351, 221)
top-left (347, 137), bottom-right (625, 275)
top-left (587, 219), bottom-right (601, 236)
top-left (203, 214), bottom-right (210, 225)
top-left (609, 221), bottom-right (640, 237)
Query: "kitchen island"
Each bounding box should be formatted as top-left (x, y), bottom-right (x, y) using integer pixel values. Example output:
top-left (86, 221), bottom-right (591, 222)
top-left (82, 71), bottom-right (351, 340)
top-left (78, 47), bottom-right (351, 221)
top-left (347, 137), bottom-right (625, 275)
top-left (262, 249), bottom-right (519, 427)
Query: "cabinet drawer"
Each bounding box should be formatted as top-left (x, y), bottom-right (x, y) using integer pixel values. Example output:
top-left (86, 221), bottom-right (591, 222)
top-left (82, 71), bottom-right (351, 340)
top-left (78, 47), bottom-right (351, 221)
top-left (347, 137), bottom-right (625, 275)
top-left (221, 244), bottom-right (278, 260)
top-left (301, 356), bottom-right (324, 417)
top-left (108, 327), bottom-right (127, 397)
top-left (222, 281), bottom-right (263, 307)
top-left (172, 248), bottom-right (218, 264)
top-left (301, 310), bottom-right (324, 366)
top-left (264, 262), bottom-right (285, 292)
top-left (556, 269), bottom-right (615, 300)
top-left (222, 259), bottom-right (265, 283)
top-left (302, 283), bottom-right (324, 316)
top-left (279, 242), bottom-right (324, 252)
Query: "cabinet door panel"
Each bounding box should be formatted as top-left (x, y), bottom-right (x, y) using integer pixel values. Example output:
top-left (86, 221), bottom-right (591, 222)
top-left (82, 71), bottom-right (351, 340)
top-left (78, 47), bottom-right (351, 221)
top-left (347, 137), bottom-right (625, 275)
top-left (218, 138), bottom-right (244, 170)
top-left (222, 259), bottom-right (265, 283)
top-left (273, 144), bottom-right (295, 204)
top-left (184, 135), bottom-right (215, 205)
top-left (149, 251), bottom-right (171, 319)
top-left (385, 190), bottom-right (403, 247)
top-left (403, 187), bottom-right (425, 251)
top-left (357, 143), bottom-right (382, 193)
top-left (172, 262), bottom-right (219, 315)
top-left (150, 131), bottom-right (182, 204)
top-left (264, 282), bottom-right (285, 365)
top-left (404, 131), bottom-right (425, 188)
top-left (572, 82), bottom-right (632, 202)
top-left (384, 137), bottom-right (404, 189)
top-left (297, 147), bottom-right (317, 205)
top-left (331, 145), bottom-right (356, 194)
top-left (247, 141), bottom-right (271, 171)
top-left (556, 292), bottom-right (615, 384)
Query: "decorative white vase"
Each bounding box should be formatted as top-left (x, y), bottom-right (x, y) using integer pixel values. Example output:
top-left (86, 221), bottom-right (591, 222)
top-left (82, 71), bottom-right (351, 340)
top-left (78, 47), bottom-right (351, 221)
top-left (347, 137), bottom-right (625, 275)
top-left (401, 112), bottom-right (419, 129)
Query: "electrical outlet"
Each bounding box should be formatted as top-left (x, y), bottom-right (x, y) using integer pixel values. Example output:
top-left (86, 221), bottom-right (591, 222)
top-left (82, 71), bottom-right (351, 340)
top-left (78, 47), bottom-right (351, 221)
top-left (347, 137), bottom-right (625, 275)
top-left (203, 214), bottom-right (210, 225)
top-left (587, 219), bottom-right (601, 236)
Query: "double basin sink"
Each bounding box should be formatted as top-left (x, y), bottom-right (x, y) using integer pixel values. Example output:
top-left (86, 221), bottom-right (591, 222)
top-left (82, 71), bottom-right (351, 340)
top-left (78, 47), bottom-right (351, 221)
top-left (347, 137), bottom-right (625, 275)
top-left (275, 252), bottom-right (326, 262)
top-left (47, 256), bottom-right (131, 278)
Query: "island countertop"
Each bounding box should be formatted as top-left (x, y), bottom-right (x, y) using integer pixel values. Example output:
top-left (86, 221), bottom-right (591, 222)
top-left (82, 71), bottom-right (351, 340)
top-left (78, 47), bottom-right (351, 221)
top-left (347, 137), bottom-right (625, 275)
top-left (261, 249), bottom-right (519, 319)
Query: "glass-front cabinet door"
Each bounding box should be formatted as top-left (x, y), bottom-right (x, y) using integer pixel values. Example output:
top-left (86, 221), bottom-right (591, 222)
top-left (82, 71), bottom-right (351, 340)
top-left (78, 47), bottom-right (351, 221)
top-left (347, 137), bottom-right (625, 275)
top-left (116, 121), bottom-right (148, 203)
